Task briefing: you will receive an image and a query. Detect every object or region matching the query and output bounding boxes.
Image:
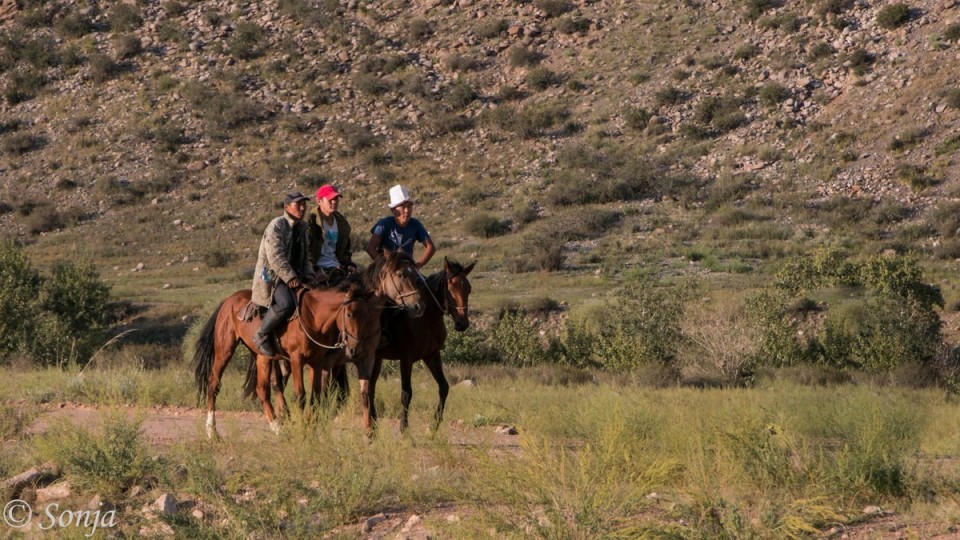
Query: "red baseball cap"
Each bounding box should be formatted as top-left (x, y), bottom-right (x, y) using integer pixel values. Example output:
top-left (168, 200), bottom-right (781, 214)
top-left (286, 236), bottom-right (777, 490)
top-left (316, 185), bottom-right (341, 201)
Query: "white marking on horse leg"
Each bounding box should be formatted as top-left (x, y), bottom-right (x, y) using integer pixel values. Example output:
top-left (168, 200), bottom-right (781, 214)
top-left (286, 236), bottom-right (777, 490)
top-left (269, 419), bottom-right (282, 435)
top-left (206, 411), bottom-right (217, 439)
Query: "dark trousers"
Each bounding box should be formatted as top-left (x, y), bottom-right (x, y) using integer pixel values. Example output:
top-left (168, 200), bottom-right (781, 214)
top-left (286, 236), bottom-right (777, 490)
top-left (269, 281), bottom-right (296, 319)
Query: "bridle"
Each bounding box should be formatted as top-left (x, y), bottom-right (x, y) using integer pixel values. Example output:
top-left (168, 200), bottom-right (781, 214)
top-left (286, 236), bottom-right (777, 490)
top-left (295, 295), bottom-right (361, 351)
top-left (422, 272), bottom-right (468, 319)
top-left (383, 264), bottom-right (421, 310)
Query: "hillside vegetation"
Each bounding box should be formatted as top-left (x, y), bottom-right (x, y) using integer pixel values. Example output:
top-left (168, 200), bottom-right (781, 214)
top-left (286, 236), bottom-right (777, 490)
top-left (0, 0), bottom-right (959, 380)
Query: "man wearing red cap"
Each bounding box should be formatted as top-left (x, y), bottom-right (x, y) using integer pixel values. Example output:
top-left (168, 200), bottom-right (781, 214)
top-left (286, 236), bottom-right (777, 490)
top-left (306, 184), bottom-right (356, 286)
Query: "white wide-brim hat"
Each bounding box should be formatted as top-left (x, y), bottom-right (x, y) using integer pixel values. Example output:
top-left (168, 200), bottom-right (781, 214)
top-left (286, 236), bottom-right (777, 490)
top-left (388, 184), bottom-right (412, 208)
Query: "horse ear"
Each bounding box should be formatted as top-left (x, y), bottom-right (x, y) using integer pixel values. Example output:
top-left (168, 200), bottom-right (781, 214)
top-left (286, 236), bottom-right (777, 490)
top-left (464, 260), bottom-right (476, 275)
top-left (444, 256), bottom-right (451, 274)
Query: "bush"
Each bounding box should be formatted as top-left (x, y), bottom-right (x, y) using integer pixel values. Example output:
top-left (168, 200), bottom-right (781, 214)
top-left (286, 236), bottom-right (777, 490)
top-left (507, 45), bottom-right (541, 67)
top-left (561, 277), bottom-right (687, 371)
top-left (475, 18), bottom-right (508, 39)
top-left (110, 3), bottom-right (143, 31)
top-left (555, 16), bottom-right (590, 35)
top-left (114, 33), bottom-right (142, 59)
top-left (353, 72), bottom-right (390, 96)
top-left (229, 22), bottom-right (264, 60)
top-left (876, 3), bottom-right (910, 29)
top-left (655, 86), bottom-right (684, 106)
top-left (522, 232), bottom-right (565, 271)
top-left (847, 48), bottom-right (874, 75)
top-left (944, 23), bottom-right (960, 42)
top-left (623, 106), bottom-right (651, 130)
top-left (808, 42), bottom-right (835, 61)
top-left (526, 67), bottom-right (558, 91)
top-left (734, 44), bottom-right (760, 60)
top-left (465, 213), bottom-right (511, 238)
top-left (0, 242), bottom-right (110, 366)
top-left (55, 12), bottom-right (94, 38)
top-left (492, 310), bottom-right (551, 367)
top-left (406, 18), bottom-right (432, 43)
top-left (34, 415), bottom-right (152, 498)
top-left (758, 83), bottom-right (789, 106)
top-left (536, 0), bottom-right (572, 17)
top-left (203, 247), bottom-right (236, 268)
top-left (447, 79), bottom-right (477, 109)
top-left (1, 132), bottom-right (45, 155)
top-left (89, 52), bottom-right (120, 83)
top-left (443, 321), bottom-right (496, 364)
top-left (896, 164), bottom-right (935, 192)
top-left (4, 68), bottom-right (46, 105)
top-left (744, 0), bottom-right (777, 20)
top-left (945, 88), bottom-right (960, 109)
top-left (330, 121), bottom-right (381, 154)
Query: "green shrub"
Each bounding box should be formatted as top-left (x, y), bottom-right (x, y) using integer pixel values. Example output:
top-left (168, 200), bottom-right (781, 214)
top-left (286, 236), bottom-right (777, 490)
top-left (89, 52), bottom-right (120, 83)
top-left (475, 18), bottom-right (508, 39)
top-left (759, 83), bottom-right (789, 106)
top-left (507, 45), bottom-right (541, 67)
top-left (406, 18), bottom-right (432, 43)
top-left (696, 95), bottom-right (745, 133)
top-left (808, 42), bottom-right (835, 61)
top-left (55, 12), bottom-right (94, 38)
top-left (110, 2), bottom-right (143, 31)
top-left (655, 86), bottom-right (684, 106)
top-left (0, 242), bottom-right (110, 366)
top-left (353, 72), bottom-right (390, 96)
top-left (817, 0), bottom-right (854, 16)
top-left (623, 106), bottom-right (651, 130)
top-left (847, 48), bottom-right (874, 75)
top-left (536, 0), bottom-right (572, 17)
top-left (734, 43), bottom-right (760, 60)
top-left (480, 102), bottom-right (570, 139)
top-left (945, 88), bottom-right (960, 109)
top-left (330, 121), bottom-right (381, 154)
top-left (4, 67), bottom-right (46, 104)
top-left (443, 321), bottom-right (496, 364)
top-left (876, 3), bottom-right (910, 29)
top-left (555, 16), bottom-right (590, 34)
top-left (888, 127), bottom-right (927, 151)
top-left (522, 232), bottom-right (565, 271)
top-left (184, 82), bottom-right (261, 131)
top-left (114, 33), bottom-right (142, 59)
top-left (446, 79), bottom-right (477, 109)
top-left (492, 310), bottom-right (551, 367)
top-left (429, 111), bottom-right (474, 135)
top-left (526, 67), bottom-right (558, 91)
top-left (944, 23), bottom-right (960, 42)
top-left (1, 132), bottom-right (45, 155)
top-left (33, 414), bottom-right (152, 498)
top-left (896, 163), bottom-right (935, 191)
top-left (743, 0), bottom-right (777, 20)
top-left (465, 213), bottom-right (511, 238)
top-left (229, 22), bottom-right (264, 60)
top-left (562, 277), bottom-right (687, 371)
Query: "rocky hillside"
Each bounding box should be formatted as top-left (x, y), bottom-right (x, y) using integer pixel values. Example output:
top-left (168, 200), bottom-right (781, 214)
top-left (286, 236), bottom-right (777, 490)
top-left (0, 0), bottom-right (958, 307)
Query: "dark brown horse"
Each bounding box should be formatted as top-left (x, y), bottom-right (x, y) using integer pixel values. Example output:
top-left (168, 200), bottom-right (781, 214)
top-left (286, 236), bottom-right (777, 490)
top-left (193, 252), bottom-right (424, 438)
top-left (368, 257), bottom-right (475, 431)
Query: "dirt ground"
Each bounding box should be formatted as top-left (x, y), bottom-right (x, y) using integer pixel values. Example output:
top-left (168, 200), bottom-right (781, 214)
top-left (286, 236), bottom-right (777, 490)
top-left (18, 403), bottom-right (960, 539)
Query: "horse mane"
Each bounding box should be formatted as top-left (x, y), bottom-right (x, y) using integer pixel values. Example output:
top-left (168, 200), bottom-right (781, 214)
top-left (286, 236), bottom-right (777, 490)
top-left (360, 251), bottom-right (417, 291)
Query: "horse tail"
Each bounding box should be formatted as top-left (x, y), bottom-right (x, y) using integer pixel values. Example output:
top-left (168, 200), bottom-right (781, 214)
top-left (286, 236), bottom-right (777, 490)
top-left (192, 301), bottom-right (225, 406)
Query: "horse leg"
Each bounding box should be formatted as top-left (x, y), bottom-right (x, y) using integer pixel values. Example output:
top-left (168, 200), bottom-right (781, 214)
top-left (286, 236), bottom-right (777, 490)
top-left (290, 356), bottom-right (306, 411)
top-left (399, 359), bottom-right (415, 432)
top-left (206, 333), bottom-right (240, 441)
top-left (423, 353), bottom-right (450, 430)
top-left (333, 364), bottom-right (350, 407)
top-left (271, 359), bottom-right (289, 419)
top-left (255, 355), bottom-right (281, 435)
top-left (365, 356), bottom-right (384, 430)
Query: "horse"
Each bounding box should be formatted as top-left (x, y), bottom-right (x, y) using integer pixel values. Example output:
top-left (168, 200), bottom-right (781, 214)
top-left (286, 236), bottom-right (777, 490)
top-left (192, 251), bottom-right (424, 438)
top-left (367, 257), bottom-right (475, 431)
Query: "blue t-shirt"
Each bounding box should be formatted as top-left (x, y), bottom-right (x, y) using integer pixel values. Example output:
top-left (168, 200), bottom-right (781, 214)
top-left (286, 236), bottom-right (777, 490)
top-left (371, 217), bottom-right (430, 257)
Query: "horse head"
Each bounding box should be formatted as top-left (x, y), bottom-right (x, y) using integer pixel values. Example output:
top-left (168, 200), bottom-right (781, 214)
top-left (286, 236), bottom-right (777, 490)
top-left (338, 281), bottom-right (378, 360)
top-left (368, 250), bottom-right (425, 318)
top-left (444, 257), bottom-right (475, 332)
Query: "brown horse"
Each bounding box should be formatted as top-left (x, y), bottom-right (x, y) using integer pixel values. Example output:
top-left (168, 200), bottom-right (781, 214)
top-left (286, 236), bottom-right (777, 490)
top-left (368, 257), bottom-right (475, 431)
top-left (193, 252), bottom-right (424, 438)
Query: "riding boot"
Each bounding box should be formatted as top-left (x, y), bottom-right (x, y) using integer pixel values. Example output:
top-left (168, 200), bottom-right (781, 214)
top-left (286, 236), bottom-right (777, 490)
top-left (254, 308), bottom-right (284, 357)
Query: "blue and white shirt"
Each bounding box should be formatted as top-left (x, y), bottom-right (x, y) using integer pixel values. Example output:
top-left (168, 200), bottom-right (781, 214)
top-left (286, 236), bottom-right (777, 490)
top-left (370, 217), bottom-right (430, 257)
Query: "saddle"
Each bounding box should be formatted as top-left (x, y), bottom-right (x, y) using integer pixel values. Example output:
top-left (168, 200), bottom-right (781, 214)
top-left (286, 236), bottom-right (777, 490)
top-left (237, 288), bottom-right (311, 323)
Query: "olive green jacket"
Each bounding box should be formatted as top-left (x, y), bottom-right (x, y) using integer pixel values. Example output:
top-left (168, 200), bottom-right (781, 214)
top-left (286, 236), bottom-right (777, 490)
top-left (306, 209), bottom-right (354, 270)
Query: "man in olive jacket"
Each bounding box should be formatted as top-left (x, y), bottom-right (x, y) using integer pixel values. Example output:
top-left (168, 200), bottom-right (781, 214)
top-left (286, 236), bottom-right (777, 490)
top-left (252, 190), bottom-right (316, 357)
top-left (306, 184), bottom-right (356, 286)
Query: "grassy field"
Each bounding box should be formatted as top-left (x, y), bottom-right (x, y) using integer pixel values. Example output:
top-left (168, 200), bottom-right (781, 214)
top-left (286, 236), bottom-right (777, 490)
top-left (3, 363), bottom-right (960, 538)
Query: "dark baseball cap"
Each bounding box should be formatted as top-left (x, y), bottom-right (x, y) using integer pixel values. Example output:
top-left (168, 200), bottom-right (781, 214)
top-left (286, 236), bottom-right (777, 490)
top-left (283, 190), bottom-right (309, 204)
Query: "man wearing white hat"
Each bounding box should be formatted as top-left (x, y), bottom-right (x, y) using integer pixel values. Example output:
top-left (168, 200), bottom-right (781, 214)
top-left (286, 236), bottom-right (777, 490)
top-left (365, 184), bottom-right (436, 269)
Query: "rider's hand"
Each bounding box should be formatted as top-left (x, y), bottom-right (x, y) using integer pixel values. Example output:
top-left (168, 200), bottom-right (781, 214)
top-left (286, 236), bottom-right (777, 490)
top-left (288, 277), bottom-right (301, 289)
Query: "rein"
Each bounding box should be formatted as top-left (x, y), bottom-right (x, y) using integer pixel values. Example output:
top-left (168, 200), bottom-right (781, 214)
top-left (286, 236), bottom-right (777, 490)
top-left (382, 265), bottom-right (420, 310)
top-left (423, 273), bottom-right (467, 319)
top-left (294, 293), bottom-right (355, 350)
